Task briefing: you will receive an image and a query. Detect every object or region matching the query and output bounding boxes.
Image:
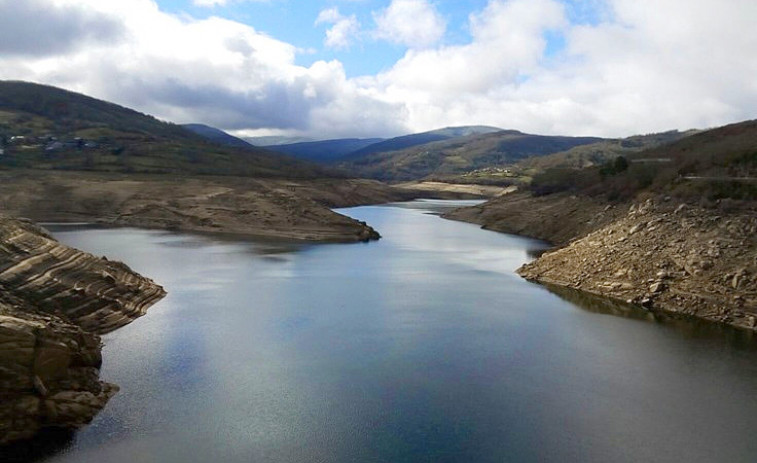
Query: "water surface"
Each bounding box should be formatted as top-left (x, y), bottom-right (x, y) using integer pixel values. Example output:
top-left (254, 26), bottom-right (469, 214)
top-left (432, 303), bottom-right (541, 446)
top-left (15, 200), bottom-right (757, 462)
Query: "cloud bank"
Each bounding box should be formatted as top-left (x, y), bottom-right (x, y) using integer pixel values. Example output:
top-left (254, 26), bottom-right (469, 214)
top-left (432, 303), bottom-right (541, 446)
top-left (0, 0), bottom-right (755, 139)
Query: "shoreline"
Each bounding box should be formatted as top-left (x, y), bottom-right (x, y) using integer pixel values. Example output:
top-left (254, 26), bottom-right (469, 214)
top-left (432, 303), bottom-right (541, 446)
top-left (0, 171), bottom-right (505, 245)
top-left (0, 215), bottom-right (165, 445)
top-left (444, 193), bottom-right (757, 333)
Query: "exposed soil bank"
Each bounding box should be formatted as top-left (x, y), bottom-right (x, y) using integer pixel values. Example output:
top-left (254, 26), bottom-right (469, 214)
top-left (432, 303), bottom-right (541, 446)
top-left (445, 193), bottom-right (757, 331)
top-left (0, 171), bottom-right (427, 243)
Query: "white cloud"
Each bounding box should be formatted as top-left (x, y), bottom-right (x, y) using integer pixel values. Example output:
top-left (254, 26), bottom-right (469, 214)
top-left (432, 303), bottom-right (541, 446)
top-left (0, 0), bottom-right (756, 140)
top-left (366, 0), bottom-right (757, 137)
top-left (373, 0), bottom-right (446, 48)
top-left (0, 0), bottom-right (404, 137)
top-left (315, 7), bottom-right (360, 49)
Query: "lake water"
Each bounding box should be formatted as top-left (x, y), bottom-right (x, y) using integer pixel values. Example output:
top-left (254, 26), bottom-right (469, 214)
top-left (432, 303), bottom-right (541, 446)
top-left (11, 200), bottom-right (757, 463)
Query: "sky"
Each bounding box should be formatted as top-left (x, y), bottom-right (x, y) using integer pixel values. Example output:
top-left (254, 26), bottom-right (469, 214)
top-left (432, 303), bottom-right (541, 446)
top-left (0, 0), bottom-right (756, 140)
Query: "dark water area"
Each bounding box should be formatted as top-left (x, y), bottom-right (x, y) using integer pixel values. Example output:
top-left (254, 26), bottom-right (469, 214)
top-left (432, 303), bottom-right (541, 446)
top-left (11, 200), bottom-right (757, 463)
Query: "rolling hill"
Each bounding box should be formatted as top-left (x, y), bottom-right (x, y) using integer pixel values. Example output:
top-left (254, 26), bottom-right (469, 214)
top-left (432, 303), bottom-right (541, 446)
top-left (182, 123), bottom-right (253, 149)
top-left (343, 126), bottom-right (502, 160)
top-left (526, 120), bottom-right (757, 201)
top-left (266, 137), bottom-right (385, 163)
top-left (0, 81), bottom-right (324, 178)
top-left (339, 129), bottom-right (604, 181)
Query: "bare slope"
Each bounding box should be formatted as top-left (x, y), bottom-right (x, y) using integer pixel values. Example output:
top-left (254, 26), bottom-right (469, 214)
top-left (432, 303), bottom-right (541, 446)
top-left (0, 171), bottom-right (412, 242)
top-left (445, 119), bottom-right (757, 330)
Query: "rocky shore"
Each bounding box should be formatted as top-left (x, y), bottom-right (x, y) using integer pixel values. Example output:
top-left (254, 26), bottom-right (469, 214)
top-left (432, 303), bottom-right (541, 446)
top-left (0, 215), bottom-right (165, 445)
top-left (447, 194), bottom-right (757, 331)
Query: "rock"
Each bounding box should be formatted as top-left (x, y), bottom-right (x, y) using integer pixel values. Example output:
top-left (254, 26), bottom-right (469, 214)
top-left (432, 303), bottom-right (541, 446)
top-left (0, 215), bottom-right (165, 445)
top-left (509, 201), bottom-right (757, 334)
top-left (649, 282), bottom-right (666, 293)
top-left (629, 222), bottom-right (646, 235)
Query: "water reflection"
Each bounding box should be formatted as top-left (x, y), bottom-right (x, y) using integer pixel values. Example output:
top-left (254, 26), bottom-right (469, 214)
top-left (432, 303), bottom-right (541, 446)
top-left (1, 429), bottom-right (75, 463)
top-left (10, 202), bottom-right (757, 463)
top-left (543, 283), bottom-right (757, 350)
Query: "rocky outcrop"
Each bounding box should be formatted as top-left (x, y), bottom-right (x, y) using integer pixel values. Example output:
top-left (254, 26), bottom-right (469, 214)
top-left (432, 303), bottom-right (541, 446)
top-left (0, 215), bottom-right (165, 445)
top-left (517, 199), bottom-right (757, 330)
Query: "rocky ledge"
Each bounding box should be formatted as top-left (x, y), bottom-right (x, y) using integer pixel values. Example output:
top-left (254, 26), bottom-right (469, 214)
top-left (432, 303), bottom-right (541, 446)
top-left (0, 215), bottom-right (165, 445)
top-left (517, 199), bottom-right (757, 330)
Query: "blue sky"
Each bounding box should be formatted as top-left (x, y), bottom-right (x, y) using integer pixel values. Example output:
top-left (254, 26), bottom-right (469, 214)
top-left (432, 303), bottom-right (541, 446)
top-left (1, 0), bottom-right (755, 139)
top-left (156, 0), bottom-right (495, 77)
top-left (150, 0), bottom-right (608, 77)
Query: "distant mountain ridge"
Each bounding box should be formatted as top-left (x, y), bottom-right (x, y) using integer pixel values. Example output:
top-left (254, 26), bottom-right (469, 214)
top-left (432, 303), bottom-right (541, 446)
top-left (339, 129), bottom-right (605, 181)
top-left (245, 135), bottom-right (315, 146)
top-left (182, 123), bottom-right (252, 148)
top-left (344, 126), bottom-right (503, 159)
top-left (266, 138), bottom-right (385, 163)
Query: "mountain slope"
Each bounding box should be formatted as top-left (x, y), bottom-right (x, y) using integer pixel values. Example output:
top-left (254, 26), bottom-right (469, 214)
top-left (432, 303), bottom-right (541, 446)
top-left (445, 119), bottom-right (757, 332)
top-left (515, 130), bottom-right (696, 171)
top-left (340, 129), bottom-right (603, 181)
top-left (267, 138), bottom-right (385, 163)
top-left (344, 126), bottom-right (502, 160)
top-left (526, 120), bottom-right (757, 201)
top-left (0, 81), bottom-right (324, 178)
top-left (182, 123), bottom-right (253, 149)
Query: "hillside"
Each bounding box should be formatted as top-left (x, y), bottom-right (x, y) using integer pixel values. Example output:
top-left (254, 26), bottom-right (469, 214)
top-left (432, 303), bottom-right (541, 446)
top-left (452, 130), bottom-right (696, 186)
top-left (526, 120), bottom-right (757, 202)
top-left (343, 126), bottom-right (502, 160)
top-left (0, 81), bottom-right (433, 243)
top-left (339, 129), bottom-right (603, 182)
top-left (266, 137), bottom-right (385, 163)
top-left (182, 123), bottom-right (253, 149)
top-left (0, 81), bottom-right (324, 178)
top-left (445, 119), bottom-right (757, 332)
top-left (244, 135), bottom-right (314, 146)
top-left (511, 130), bottom-right (694, 172)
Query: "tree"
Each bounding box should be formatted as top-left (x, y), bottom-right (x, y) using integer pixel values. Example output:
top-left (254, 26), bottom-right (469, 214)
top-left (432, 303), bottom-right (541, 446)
top-left (614, 156), bottom-right (629, 173)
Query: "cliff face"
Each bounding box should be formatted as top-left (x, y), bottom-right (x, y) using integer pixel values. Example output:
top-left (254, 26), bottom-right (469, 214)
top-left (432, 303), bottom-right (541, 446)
top-left (517, 199), bottom-right (757, 330)
top-left (0, 215), bottom-right (165, 445)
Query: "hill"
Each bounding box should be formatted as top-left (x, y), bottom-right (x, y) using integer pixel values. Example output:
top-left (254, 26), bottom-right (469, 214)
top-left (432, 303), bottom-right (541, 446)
top-left (343, 126), bottom-right (502, 160)
top-left (445, 119), bottom-right (757, 333)
top-left (182, 123), bottom-right (253, 149)
top-left (515, 130), bottom-right (695, 171)
top-left (527, 120), bottom-right (757, 201)
top-left (339, 129), bottom-right (603, 182)
top-left (267, 138), bottom-right (385, 163)
top-left (453, 130), bottom-right (696, 186)
top-left (0, 81), bottom-right (324, 178)
top-left (244, 135), bottom-right (314, 146)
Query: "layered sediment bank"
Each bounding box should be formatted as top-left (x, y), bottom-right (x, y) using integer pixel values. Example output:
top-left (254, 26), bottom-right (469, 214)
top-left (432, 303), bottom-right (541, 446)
top-left (0, 215), bottom-right (165, 445)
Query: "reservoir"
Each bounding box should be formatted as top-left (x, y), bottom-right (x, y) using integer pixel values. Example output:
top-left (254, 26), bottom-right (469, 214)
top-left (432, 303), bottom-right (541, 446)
top-left (19, 200), bottom-right (757, 462)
